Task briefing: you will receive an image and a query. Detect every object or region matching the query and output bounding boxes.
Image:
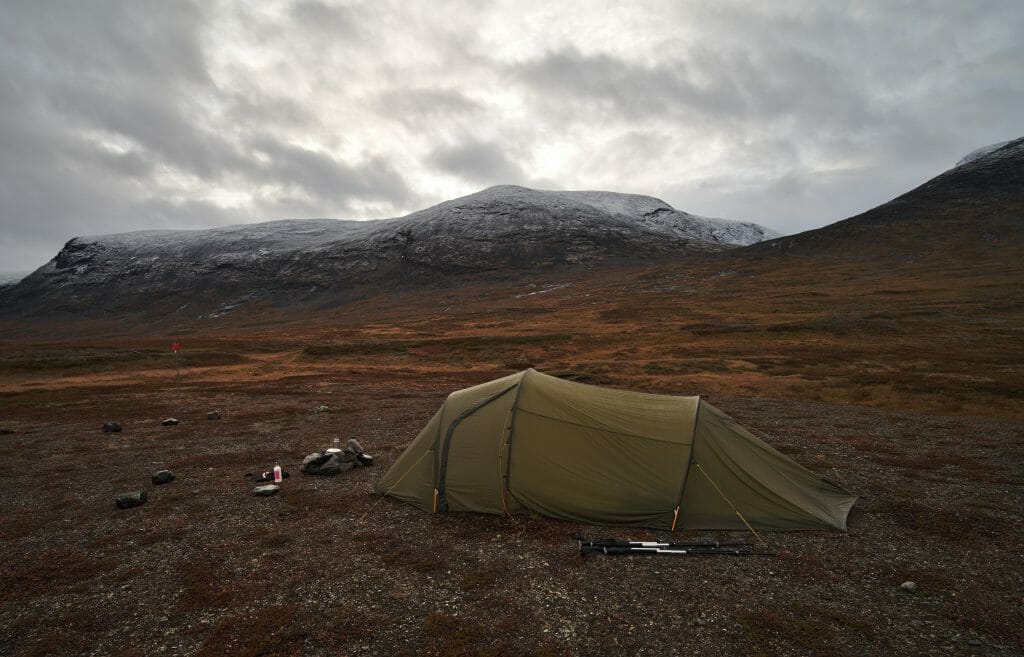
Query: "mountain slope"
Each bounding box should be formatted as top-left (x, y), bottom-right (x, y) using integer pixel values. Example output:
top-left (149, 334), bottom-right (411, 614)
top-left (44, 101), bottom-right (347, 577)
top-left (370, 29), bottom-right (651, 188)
top-left (0, 186), bottom-right (773, 319)
top-left (748, 137), bottom-right (1024, 261)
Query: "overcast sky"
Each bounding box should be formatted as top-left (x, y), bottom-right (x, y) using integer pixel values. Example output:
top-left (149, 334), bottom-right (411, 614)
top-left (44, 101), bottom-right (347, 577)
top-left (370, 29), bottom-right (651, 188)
top-left (1, 0), bottom-right (1021, 273)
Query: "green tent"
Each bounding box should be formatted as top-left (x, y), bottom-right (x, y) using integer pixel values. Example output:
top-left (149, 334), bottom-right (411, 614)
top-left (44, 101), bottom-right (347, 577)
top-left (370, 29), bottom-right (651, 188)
top-left (375, 369), bottom-right (855, 531)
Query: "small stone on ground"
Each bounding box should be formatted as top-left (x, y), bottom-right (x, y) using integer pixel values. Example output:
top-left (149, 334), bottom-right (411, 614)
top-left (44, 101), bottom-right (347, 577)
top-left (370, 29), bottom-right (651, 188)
top-left (152, 470), bottom-right (175, 485)
top-left (161, 418), bottom-right (179, 426)
top-left (103, 421), bottom-right (122, 433)
top-left (115, 491), bottom-right (147, 509)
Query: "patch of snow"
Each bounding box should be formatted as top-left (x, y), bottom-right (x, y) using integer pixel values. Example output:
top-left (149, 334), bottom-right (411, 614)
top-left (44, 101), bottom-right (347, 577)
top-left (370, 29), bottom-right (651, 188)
top-left (556, 189), bottom-right (778, 246)
top-left (558, 190), bottom-right (674, 217)
top-left (955, 140), bottom-right (1014, 167)
top-left (515, 281), bottom-right (573, 298)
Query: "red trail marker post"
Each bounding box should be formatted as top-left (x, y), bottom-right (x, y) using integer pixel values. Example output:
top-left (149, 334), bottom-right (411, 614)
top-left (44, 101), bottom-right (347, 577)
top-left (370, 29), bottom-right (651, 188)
top-left (171, 340), bottom-right (181, 382)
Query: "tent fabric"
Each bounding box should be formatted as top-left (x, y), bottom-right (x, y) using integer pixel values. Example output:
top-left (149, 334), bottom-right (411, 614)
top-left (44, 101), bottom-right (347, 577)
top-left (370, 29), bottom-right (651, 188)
top-left (375, 369), bottom-right (856, 531)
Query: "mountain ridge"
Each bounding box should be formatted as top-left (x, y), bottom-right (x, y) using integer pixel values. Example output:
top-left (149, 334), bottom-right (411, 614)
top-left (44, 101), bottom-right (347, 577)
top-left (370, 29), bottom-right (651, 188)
top-left (0, 186), bottom-right (774, 319)
top-left (3, 135), bottom-right (1020, 325)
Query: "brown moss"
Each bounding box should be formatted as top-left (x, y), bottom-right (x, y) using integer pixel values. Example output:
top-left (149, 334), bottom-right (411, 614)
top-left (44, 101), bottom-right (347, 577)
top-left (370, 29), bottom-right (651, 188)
top-left (197, 605), bottom-right (308, 657)
top-left (177, 558), bottom-right (236, 610)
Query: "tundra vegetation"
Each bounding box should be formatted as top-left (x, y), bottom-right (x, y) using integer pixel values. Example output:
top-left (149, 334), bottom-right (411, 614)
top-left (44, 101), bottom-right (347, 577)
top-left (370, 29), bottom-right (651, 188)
top-left (1, 249), bottom-right (1021, 656)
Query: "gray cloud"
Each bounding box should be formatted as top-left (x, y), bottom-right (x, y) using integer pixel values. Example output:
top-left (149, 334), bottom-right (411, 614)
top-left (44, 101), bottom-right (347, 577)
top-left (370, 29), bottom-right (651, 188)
top-left (0, 0), bottom-right (1021, 273)
top-left (3, 1), bottom-right (210, 88)
top-left (428, 140), bottom-right (525, 185)
top-left (372, 88), bottom-right (485, 133)
top-left (514, 47), bottom-right (709, 120)
top-left (247, 136), bottom-right (416, 209)
top-left (289, 0), bottom-right (357, 34)
top-left (512, 43), bottom-right (882, 138)
top-left (47, 83), bottom-right (247, 180)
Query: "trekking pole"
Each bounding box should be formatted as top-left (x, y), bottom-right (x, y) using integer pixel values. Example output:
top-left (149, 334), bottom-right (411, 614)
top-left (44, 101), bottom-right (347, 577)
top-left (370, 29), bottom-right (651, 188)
top-left (574, 535), bottom-right (754, 549)
top-left (573, 535), bottom-right (765, 557)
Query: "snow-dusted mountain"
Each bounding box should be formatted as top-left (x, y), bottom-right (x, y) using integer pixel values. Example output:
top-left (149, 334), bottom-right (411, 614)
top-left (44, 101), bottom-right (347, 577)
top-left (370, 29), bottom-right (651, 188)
top-left (0, 185), bottom-right (776, 318)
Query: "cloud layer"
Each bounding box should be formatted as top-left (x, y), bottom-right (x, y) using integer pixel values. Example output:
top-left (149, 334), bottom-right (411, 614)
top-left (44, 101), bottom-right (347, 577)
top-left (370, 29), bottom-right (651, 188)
top-left (1, 0), bottom-right (1021, 271)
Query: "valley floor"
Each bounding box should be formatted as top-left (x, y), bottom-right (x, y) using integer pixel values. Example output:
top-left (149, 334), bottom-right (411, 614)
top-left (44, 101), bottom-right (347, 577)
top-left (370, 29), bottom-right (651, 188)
top-left (1, 257), bottom-right (1021, 656)
top-left (0, 362), bottom-right (1020, 657)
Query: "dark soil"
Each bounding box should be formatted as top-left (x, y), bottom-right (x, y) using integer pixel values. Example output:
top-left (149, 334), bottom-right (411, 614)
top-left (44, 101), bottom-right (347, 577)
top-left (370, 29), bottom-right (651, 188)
top-left (1, 366), bottom-right (1021, 657)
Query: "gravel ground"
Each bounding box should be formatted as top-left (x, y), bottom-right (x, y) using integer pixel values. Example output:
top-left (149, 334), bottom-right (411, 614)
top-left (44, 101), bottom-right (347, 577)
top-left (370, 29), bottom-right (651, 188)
top-left (1, 370), bottom-right (1021, 657)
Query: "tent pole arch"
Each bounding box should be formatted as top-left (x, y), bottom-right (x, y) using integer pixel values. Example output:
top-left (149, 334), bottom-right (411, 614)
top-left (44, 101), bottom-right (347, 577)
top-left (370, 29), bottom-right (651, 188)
top-left (435, 383), bottom-right (518, 512)
top-left (500, 369), bottom-right (531, 513)
top-left (498, 408), bottom-right (516, 517)
top-left (671, 397), bottom-right (703, 531)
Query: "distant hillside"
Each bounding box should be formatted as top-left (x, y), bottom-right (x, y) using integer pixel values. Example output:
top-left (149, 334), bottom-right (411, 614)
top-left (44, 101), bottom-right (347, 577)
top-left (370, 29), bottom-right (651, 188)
top-left (746, 137), bottom-right (1024, 262)
top-left (0, 271), bottom-right (29, 288)
top-left (0, 186), bottom-right (775, 319)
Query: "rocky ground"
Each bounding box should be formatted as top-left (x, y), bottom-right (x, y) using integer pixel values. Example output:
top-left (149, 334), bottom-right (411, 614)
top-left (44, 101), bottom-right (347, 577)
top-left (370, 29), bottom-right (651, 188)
top-left (1, 361), bottom-right (1020, 657)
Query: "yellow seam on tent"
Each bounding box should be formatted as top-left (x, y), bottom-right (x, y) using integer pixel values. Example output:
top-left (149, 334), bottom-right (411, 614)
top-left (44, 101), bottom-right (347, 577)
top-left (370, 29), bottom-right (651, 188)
top-left (695, 462), bottom-right (768, 547)
top-left (513, 407), bottom-right (693, 445)
top-left (502, 373), bottom-right (529, 514)
top-left (436, 384), bottom-right (518, 512)
top-left (499, 410), bottom-right (514, 519)
top-left (671, 396), bottom-right (702, 531)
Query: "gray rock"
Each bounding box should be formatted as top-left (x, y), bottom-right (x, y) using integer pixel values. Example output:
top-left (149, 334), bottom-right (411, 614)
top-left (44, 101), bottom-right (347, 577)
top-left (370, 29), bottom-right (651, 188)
top-left (301, 452), bottom-right (350, 476)
top-left (103, 421), bottom-right (122, 433)
top-left (346, 438), bottom-right (374, 466)
top-left (161, 418), bottom-right (179, 426)
top-left (967, 638), bottom-right (982, 646)
top-left (206, 411), bottom-right (221, 420)
top-left (315, 455), bottom-right (342, 476)
top-left (152, 470), bottom-right (175, 485)
top-left (253, 484), bottom-right (280, 496)
top-left (301, 452), bottom-right (329, 472)
top-left (900, 581), bottom-right (917, 593)
top-left (115, 491), bottom-right (147, 509)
